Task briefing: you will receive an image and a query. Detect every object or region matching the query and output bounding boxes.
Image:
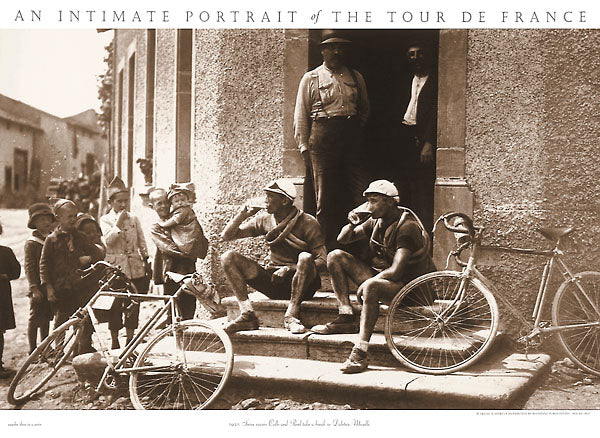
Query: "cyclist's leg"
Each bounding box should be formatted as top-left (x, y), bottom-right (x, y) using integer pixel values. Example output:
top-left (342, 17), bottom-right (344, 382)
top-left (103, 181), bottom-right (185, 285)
top-left (358, 278), bottom-right (403, 343)
top-left (327, 249), bottom-right (373, 314)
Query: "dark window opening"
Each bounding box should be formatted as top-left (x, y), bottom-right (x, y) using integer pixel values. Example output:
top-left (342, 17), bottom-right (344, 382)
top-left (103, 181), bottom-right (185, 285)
top-left (175, 29), bottom-right (192, 183)
top-left (146, 29), bottom-right (156, 165)
top-left (4, 166), bottom-right (12, 191)
top-left (14, 149), bottom-right (28, 191)
top-left (117, 68), bottom-right (124, 177)
top-left (127, 53), bottom-right (135, 186)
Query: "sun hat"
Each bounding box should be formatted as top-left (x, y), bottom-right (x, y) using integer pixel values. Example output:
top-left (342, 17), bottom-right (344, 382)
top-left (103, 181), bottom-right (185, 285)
top-left (27, 203), bottom-right (56, 229)
top-left (167, 182), bottom-right (196, 203)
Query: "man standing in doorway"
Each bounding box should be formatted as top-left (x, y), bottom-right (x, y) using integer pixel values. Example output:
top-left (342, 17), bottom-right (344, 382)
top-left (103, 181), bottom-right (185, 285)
top-left (395, 40), bottom-right (438, 235)
top-left (294, 35), bottom-right (370, 251)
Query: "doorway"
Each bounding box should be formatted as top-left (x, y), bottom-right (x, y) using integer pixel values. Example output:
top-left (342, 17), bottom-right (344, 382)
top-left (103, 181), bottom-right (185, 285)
top-left (306, 29), bottom-right (440, 231)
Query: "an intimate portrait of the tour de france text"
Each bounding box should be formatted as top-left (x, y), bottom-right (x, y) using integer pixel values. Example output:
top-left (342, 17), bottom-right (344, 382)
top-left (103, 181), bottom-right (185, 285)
top-left (0, 0), bottom-right (599, 433)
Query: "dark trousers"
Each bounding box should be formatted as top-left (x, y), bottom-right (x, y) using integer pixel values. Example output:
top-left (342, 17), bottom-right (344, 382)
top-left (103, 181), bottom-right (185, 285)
top-left (388, 125), bottom-right (436, 235)
top-left (308, 117), bottom-right (367, 250)
top-left (52, 289), bottom-right (93, 353)
top-left (163, 257), bottom-right (197, 321)
top-left (107, 276), bottom-right (149, 331)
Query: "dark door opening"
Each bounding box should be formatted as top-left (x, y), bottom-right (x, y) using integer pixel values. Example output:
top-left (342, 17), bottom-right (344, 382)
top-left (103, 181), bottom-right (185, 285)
top-left (306, 29), bottom-right (439, 231)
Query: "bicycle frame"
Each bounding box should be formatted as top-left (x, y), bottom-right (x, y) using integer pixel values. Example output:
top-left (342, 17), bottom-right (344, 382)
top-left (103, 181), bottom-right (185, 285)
top-left (73, 268), bottom-right (187, 391)
top-left (454, 231), bottom-right (600, 341)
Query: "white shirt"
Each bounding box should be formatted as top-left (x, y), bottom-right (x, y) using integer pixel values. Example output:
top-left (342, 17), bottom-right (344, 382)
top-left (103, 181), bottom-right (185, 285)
top-left (402, 74), bottom-right (429, 126)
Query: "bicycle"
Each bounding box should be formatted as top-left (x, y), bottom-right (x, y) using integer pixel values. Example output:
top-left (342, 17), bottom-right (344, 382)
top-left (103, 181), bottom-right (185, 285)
top-left (7, 261), bottom-right (234, 409)
top-left (384, 212), bottom-right (600, 376)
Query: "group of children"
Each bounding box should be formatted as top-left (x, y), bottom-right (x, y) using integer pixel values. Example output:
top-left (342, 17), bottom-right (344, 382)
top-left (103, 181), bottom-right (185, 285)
top-left (0, 176), bottom-right (206, 377)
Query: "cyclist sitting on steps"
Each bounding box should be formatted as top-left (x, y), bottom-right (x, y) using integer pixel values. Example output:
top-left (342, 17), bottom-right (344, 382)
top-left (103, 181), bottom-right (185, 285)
top-left (220, 179), bottom-right (327, 335)
top-left (313, 179), bottom-right (436, 373)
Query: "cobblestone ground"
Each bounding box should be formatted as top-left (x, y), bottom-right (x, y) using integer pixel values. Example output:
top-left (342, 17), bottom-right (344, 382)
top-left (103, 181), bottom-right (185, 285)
top-left (1, 208), bottom-right (600, 411)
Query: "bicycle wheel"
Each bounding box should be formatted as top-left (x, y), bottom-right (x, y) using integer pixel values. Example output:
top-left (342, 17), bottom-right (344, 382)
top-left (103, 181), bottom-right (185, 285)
top-left (129, 320), bottom-right (234, 410)
top-left (385, 270), bottom-right (499, 374)
top-left (7, 318), bottom-right (82, 405)
top-left (552, 271), bottom-right (600, 377)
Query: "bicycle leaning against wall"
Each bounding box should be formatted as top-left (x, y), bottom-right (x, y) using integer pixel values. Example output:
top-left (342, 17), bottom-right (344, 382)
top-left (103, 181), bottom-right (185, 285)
top-left (7, 261), bottom-right (234, 410)
top-left (384, 212), bottom-right (600, 376)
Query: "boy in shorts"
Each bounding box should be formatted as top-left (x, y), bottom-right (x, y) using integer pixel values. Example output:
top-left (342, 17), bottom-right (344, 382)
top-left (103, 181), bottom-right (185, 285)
top-left (24, 203), bottom-right (56, 354)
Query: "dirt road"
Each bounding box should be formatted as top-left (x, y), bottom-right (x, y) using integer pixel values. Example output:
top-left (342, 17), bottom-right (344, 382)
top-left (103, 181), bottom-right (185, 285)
top-left (1, 208), bottom-right (599, 411)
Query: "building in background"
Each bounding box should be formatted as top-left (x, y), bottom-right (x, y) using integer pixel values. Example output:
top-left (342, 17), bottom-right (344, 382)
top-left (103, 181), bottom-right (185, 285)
top-left (109, 29), bottom-right (600, 333)
top-left (0, 94), bottom-right (108, 199)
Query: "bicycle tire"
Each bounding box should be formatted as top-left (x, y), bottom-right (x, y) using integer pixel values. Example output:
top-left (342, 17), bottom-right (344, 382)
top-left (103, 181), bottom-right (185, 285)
top-left (7, 317), bottom-right (82, 405)
top-left (552, 271), bottom-right (600, 377)
top-left (129, 320), bottom-right (234, 410)
top-left (385, 270), bottom-right (499, 374)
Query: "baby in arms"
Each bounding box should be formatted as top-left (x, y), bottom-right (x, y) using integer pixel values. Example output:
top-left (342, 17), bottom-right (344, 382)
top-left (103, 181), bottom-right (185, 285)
top-left (159, 183), bottom-right (207, 260)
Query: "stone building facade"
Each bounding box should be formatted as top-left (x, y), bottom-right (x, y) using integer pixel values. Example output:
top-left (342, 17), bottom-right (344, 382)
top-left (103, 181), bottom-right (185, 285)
top-left (0, 94), bottom-right (108, 198)
top-left (110, 28), bottom-right (600, 330)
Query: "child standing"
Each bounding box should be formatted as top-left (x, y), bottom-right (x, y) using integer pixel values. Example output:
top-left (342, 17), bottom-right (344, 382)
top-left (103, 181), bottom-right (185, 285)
top-left (0, 222), bottom-right (22, 377)
top-left (99, 177), bottom-right (150, 349)
top-left (40, 199), bottom-right (103, 331)
top-left (24, 203), bottom-right (56, 354)
top-left (158, 183), bottom-right (208, 260)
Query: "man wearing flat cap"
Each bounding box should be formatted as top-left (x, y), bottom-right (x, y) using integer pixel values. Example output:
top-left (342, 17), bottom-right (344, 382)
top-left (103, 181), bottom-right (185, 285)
top-left (220, 179), bottom-right (326, 334)
top-left (294, 34), bottom-right (370, 251)
top-left (314, 179), bottom-right (435, 373)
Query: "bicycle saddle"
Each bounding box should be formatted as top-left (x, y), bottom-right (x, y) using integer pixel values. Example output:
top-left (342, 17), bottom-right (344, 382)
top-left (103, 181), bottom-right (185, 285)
top-left (537, 227), bottom-right (574, 241)
top-left (165, 271), bottom-right (194, 283)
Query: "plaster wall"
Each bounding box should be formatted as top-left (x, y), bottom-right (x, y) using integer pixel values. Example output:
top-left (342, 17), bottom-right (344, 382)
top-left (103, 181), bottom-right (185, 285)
top-left (191, 29), bottom-right (286, 290)
top-left (113, 29), bottom-right (286, 292)
top-left (465, 29), bottom-right (600, 331)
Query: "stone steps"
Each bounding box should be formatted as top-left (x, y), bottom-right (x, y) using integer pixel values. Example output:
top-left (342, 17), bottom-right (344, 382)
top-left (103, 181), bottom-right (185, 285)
top-left (221, 351), bottom-right (551, 409)
top-left (222, 291), bottom-right (389, 332)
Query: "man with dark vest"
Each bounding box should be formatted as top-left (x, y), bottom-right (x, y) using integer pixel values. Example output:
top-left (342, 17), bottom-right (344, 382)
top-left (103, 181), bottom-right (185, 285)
top-left (220, 179), bottom-right (326, 334)
top-left (394, 40), bottom-right (438, 234)
top-left (294, 35), bottom-right (370, 251)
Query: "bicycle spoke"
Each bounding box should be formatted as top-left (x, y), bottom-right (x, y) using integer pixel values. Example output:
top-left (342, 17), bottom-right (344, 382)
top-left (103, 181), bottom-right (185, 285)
top-left (386, 272), bottom-right (498, 374)
top-left (553, 272), bottom-right (600, 376)
top-left (129, 321), bottom-right (233, 409)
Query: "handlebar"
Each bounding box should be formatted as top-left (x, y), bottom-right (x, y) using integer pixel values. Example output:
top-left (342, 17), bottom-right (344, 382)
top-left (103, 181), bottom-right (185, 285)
top-left (78, 260), bottom-right (127, 279)
top-left (433, 212), bottom-right (477, 239)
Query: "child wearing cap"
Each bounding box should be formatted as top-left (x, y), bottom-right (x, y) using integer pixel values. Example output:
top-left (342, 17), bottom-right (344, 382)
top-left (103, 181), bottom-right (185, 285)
top-left (24, 203), bottom-right (56, 354)
top-left (99, 177), bottom-right (150, 349)
top-left (157, 183), bottom-right (208, 260)
top-left (0, 221), bottom-right (22, 377)
top-left (40, 199), bottom-right (103, 336)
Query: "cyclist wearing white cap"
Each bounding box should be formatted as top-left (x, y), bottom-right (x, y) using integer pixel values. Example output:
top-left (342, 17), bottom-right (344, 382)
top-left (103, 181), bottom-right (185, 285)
top-left (220, 179), bottom-right (327, 334)
top-left (313, 179), bottom-right (435, 373)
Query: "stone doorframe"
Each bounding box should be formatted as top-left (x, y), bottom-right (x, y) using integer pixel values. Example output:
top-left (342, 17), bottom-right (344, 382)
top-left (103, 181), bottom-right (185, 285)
top-left (281, 29), bottom-right (473, 267)
top-left (434, 29), bottom-right (473, 267)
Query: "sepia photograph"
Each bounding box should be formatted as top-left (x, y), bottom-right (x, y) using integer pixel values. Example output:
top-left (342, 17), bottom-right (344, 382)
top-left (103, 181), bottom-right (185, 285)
top-left (0, 0), bottom-right (599, 435)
